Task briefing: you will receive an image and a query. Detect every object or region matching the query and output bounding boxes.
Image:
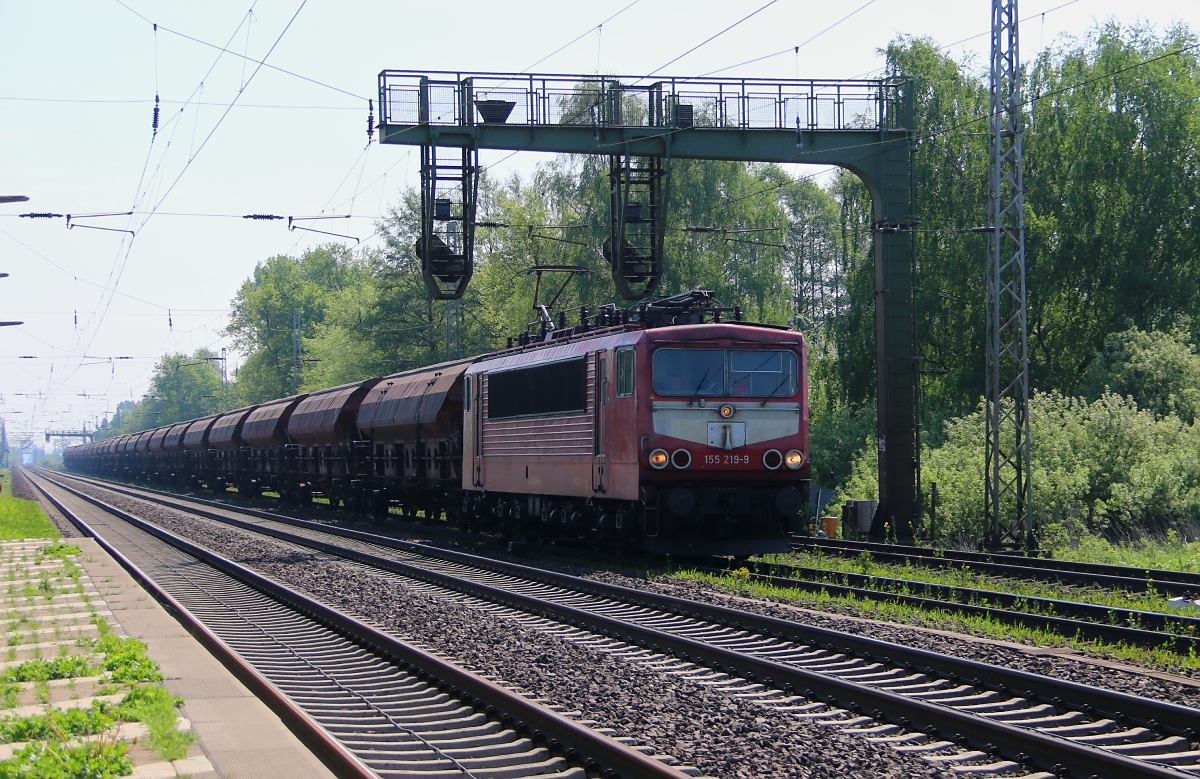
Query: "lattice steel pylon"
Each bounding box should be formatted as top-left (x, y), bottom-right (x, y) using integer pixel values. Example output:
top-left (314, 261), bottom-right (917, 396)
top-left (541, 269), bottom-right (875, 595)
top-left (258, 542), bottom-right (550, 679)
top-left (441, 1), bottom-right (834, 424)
top-left (984, 0), bottom-right (1034, 551)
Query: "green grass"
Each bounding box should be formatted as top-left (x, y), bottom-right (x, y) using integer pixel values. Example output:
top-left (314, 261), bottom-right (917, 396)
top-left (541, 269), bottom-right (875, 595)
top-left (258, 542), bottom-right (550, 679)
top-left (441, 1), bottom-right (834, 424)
top-left (756, 549), bottom-right (1184, 614)
top-left (1047, 532), bottom-right (1200, 572)
top-left (0, 471), bottom-right (58, 541)
top-left (673, 569), bottom-right (1200, 674)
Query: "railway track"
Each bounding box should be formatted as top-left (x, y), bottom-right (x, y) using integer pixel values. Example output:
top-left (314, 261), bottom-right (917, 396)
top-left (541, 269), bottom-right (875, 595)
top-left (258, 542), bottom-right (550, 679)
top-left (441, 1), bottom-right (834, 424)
top-left (694, 557), bottom-right (1200, 654)
top-left (25, 469), bottom-right (691, 779)
top-left (791, 536), bottom-right (1200, 598)
top-left (43, 469), bottom-right (1200, 779)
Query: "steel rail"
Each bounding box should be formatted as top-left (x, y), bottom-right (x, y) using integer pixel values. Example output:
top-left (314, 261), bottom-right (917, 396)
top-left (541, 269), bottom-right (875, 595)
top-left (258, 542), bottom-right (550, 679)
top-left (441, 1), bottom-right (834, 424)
top-left (43, 471), bottom-right (1200, 779)
top-left (791, 536), bottom-right (1200, 596)
top-left (26, 474), bottom-right (377, 779)
top-left (29, 470), bottom-right (689, 779)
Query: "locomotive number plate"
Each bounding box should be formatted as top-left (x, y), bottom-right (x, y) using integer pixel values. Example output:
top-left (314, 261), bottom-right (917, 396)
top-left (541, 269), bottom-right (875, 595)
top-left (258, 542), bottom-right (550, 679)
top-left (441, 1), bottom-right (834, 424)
top-left (703, 454), bottom-right (751, 466)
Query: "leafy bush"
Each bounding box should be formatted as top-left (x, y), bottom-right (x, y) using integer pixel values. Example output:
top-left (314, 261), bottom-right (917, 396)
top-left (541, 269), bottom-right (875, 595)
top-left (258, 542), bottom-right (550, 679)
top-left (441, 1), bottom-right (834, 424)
top-left (835, 391), bottom-right (1200, 546)
top-left (807, 402), bottom-right (876, 492)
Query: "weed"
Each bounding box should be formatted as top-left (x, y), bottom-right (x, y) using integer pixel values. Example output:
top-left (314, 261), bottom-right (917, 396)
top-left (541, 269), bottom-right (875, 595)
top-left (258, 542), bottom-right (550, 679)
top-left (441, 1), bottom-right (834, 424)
top-left (3, 654), bottom-right (93, 683)
top-left (97, 635), bottom-right (162, 684)
top-left (0, 738), bottom-right (132, 778)
top-left (33, 544), bottom-right (80, 564)
top-left (113, 685), bottom-right (184, 758)
top-left (758, 550), bottom-right (1182, 614)
top-left (0, 702), bottom-right (114, 743)
top-left (31, 681), bottom-right (48, 705)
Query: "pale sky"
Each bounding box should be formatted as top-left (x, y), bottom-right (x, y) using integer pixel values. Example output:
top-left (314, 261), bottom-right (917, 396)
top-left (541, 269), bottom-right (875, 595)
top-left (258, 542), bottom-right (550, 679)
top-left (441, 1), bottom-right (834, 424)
top-left (2, 0), bottom-right (1198, 449)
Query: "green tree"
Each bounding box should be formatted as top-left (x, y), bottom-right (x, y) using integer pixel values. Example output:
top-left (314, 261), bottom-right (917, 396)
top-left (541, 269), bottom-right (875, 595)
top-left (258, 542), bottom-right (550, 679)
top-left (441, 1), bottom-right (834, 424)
top-left (1025, 22), bottom-right (1200, 390)
top-left (1079, 327), bottom-right (1200, 423)
top-left (149, 349), bottom-right (227, 425)
top-left (224, 245), bottom-right (369, 401)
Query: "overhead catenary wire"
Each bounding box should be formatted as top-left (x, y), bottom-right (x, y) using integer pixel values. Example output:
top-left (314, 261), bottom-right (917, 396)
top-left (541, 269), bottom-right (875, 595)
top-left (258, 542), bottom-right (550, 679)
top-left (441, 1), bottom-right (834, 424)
top-left (66, 3), bottom-right (264, 380)
top-left (145, 0), bottom-right (310, 218)
top-left (697, 0), bottom-right (880, 78)
top-left (516, 0), bottom-right (643, 76)
top-left (35, 2), bottom-right (285, 422)
top-left (643, 0), bottom-right (780, 79)
top-left (112, 0), bottom-right (368, 102)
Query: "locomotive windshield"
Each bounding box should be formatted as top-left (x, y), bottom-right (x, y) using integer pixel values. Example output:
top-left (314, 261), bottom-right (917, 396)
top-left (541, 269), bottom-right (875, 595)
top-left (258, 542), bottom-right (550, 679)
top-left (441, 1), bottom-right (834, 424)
top-left (652, 348), bottom-right (798, 397)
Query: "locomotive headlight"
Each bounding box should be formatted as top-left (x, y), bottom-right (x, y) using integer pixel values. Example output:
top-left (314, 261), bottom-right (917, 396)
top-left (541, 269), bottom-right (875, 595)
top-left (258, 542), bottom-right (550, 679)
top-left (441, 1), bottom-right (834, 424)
top-left (649, 449), bottom-right (669, 469)
top-left (718, 404), bottom-right (735, 418)
top-left (784, 449), bottom-right (805, 470)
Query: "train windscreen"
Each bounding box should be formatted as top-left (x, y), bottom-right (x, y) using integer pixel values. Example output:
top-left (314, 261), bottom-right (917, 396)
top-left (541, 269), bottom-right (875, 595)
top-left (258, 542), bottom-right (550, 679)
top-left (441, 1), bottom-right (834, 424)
top-left (653, 348), bottom-right (797, 398)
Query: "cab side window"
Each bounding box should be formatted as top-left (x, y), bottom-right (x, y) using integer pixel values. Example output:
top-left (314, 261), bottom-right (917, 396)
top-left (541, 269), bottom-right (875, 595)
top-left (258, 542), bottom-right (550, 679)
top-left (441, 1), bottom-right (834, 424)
top-left (616, 348), bottom-right (635, 397)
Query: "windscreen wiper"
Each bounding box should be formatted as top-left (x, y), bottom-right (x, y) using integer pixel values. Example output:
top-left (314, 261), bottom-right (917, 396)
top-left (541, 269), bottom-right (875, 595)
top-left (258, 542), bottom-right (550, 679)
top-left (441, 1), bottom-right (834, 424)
top-left (760, 373), bottom-right (791, 406)
top-left (689, 367), bottom-right (713, 406)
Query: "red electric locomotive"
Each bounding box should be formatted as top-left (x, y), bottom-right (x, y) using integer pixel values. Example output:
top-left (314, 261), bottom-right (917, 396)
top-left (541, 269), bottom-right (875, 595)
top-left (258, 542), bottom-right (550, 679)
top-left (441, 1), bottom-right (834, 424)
top-left (463, 292), bottom-right (808, 555)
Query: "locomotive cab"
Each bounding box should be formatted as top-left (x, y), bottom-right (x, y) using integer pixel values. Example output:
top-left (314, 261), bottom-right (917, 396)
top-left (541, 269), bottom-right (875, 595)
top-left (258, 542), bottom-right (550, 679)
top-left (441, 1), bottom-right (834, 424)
top-left (637, 325), bottom-right (809, 555)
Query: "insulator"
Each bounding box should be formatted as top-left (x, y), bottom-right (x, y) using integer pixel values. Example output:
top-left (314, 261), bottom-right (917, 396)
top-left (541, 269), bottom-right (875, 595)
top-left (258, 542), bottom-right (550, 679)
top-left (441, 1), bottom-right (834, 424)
top-left (19, 212), bottom-right (62, 219)
top-left (366, 99), bottom-right (375, 142)
top-left (242, 214), bottom-right (283, 220)
top-left (152, 94), bottom-right (160, 137)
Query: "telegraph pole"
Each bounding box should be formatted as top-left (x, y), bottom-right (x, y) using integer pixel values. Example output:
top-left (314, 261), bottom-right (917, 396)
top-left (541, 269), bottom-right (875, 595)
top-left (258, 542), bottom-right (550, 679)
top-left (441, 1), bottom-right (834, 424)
top-left (220, 347), bottom-right (229, 406)
top-left (291, 309), bottom-right (302, 393)
top-left (984, 0), bottom-right (1034, 551)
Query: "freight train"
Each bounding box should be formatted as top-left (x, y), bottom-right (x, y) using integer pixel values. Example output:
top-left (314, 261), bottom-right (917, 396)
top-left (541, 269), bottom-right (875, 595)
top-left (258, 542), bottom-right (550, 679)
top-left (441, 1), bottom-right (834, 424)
top-left (65, 292), bottom-right (810, 556)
